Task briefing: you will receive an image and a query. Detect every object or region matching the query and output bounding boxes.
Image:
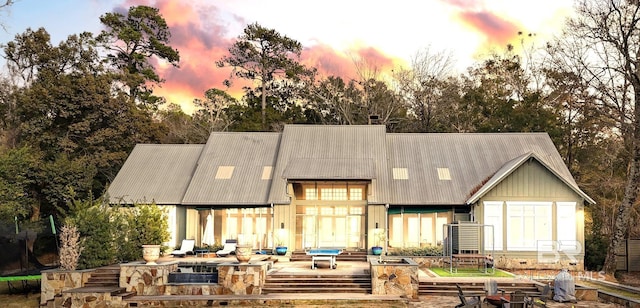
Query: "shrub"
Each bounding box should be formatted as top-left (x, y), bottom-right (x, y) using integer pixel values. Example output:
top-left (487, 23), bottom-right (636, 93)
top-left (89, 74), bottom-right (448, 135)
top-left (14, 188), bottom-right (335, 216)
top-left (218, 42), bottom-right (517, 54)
top-left (58, 224), bottom-right (83, 270)
top-left (66, 197), bottom-right (120, 269)
top-left (388, 245), bottom-right (443, 256)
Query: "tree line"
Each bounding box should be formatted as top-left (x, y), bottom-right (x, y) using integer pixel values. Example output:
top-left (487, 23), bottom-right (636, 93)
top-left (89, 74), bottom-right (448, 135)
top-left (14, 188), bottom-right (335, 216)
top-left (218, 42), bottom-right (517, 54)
top-left (1, 1), bottom-right (638, 273)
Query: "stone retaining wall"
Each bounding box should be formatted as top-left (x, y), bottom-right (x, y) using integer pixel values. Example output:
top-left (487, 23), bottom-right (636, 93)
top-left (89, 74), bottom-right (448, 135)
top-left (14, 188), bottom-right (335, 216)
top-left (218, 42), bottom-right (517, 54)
top-left (217, 262), bottom-right (269, 295)
top-left (370, 258), bottom-right (419, 299)
top-left (120, 261), bottom-right (179, 295)
top-left (40, 268), bottom-right (93, 305)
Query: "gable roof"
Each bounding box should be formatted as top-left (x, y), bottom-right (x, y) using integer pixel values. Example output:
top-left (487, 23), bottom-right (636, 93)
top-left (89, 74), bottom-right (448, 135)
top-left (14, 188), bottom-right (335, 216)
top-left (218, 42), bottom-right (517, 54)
top-left (465, 152), bottom-right (595, 204)
top-left (267, 125), bottom-right (390, 204)
top-left (385, 132), bottom-right (594, 205)
top-left (181, 132), bottom-right (281, 205)
top-left (107, 144), bottom-right (204, 204)
top-left (108, 126), bottom-right (594, 207)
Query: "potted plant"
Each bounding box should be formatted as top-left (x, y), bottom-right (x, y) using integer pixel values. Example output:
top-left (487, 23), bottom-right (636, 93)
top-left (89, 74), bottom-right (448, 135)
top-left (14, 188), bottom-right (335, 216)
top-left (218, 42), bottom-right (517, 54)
top-left (235, 234), bottom-right (253, 263)
top-left (135, 204), bottom-right (170, 264)
top-left (274, 231), bottom-right (288, 255)
top-left (371, 228), bottom-right (385, 256)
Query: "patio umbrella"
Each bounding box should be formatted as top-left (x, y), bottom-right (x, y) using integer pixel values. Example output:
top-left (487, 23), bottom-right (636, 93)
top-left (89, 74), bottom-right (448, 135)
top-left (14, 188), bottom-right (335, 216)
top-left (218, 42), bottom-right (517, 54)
top-left (202, 213), bottom-right (214, 246)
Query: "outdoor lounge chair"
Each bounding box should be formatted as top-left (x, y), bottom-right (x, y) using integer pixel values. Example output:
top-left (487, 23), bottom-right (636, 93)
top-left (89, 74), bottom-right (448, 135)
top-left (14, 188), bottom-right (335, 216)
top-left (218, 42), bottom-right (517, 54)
top-left (170, 239), bottom-right (195, 257)
top-left (216, 239), bottom-right (237, 257)
top-left (455, 284), bottom-right (482, 308)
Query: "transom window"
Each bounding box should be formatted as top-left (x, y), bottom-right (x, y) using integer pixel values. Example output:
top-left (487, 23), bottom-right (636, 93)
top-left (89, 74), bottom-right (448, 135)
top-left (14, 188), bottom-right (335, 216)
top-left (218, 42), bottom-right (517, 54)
top-left (300, 184), bottom-right (366, 201)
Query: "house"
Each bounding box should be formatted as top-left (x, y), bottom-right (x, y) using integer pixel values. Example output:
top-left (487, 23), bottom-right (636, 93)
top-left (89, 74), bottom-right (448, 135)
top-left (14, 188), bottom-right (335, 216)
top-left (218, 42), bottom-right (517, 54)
top-left (107, 125), bottom-right (594, 269)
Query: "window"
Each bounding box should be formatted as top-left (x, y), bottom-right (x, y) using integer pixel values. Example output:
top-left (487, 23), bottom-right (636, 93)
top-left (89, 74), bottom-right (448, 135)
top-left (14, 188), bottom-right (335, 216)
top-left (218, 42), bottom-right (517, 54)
top-left (215, 166), bottom-right (234, 179)
top-left (483, 201), bottom-right (503, 250)
top-left (350, 188), bottom-right (363, 200)
top-left (557, 202), bottom-right (577, 251)
top-left (392, 168), bottom-right (409, 180)
top-left (305, 188), bottom-right (318, 200)
top-left (437, 168), bottom-right (451, 180)
top-left (320, 188), bottom-right (348, 200)
top-left (261, 166), bottom-right (272, 180)
top-left (506, 201), bottom-right (552, 251)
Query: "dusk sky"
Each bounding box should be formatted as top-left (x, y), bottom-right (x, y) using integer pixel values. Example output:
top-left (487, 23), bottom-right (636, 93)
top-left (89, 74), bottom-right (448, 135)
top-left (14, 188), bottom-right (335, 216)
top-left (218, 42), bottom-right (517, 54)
top-left (0, 0), bottom-right (575, 114)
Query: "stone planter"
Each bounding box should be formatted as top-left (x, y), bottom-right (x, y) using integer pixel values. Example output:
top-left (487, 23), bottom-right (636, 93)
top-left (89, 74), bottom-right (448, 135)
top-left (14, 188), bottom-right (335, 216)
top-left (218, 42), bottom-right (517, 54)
top-left (142, 244), bottom-right (161, 264)
top-left (235, 245), bottom-right (252, 263)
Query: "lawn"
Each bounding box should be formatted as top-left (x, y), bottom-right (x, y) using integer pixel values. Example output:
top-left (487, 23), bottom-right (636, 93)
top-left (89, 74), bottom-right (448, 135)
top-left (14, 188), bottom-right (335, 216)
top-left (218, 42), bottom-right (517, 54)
top-left (430, 267), bottom-right (515, 277)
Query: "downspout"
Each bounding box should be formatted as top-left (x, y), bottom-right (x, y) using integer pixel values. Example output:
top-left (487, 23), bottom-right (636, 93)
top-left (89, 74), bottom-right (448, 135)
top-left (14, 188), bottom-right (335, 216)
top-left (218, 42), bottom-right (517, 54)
top-left (385, 203), bottom-right (389, 255)
top-left (270, 203), bottom-right (274, 253)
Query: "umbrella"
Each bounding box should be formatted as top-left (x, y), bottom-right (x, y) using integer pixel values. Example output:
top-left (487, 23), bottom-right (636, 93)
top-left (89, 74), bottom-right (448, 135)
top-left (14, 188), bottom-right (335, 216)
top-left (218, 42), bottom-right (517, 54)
top-left (202, 213), bottom-right (214, 246)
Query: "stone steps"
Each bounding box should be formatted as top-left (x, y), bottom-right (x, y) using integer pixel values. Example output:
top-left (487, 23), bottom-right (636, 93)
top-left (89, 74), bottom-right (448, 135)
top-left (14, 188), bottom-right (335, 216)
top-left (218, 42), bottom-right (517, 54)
top-left (263, 273), bottom-right (371, 294)
top-left (84, 266), bottom-right (120, 287)
top-left (418, 280), bottom-right (540, 296)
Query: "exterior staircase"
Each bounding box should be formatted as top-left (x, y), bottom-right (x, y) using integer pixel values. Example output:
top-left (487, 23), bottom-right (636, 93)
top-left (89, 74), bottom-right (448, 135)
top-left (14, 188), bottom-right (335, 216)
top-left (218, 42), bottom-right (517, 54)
top-left (419, 279), bottom-right (541, 296)
top-left (289, 250), bottom-right (369, 262)
top-left (84, 265), bottom-right (120, 287)
top-left (263, 272), bottom-right (371, 294)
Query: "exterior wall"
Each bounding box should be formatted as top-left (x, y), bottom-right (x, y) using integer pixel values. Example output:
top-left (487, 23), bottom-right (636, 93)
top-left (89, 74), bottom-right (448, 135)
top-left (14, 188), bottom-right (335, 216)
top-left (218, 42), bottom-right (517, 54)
top-left (475, 159), bottom-right (585, 270)
top-left (367, 204), bottom-right (386, 249)
top-left (274, 200), bottom-right (295, 250)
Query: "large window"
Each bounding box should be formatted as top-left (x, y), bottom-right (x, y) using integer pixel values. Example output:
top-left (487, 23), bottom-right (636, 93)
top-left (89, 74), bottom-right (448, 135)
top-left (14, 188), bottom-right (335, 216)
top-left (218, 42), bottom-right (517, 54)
top-left (388, 212), bottom-right (450, 248)
top-left (557, 202), bottom-right (577, 251)
top-left (506, 201), bottom-right (552, 251)
top-left (483, 201), bottom-right (503, 250)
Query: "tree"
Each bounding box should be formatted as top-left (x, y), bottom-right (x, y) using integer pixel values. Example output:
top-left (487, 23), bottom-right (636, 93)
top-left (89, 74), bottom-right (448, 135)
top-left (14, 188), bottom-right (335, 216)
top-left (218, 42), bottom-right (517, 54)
top-left (217, 22), bottom-right (308, 130)
top-left (98, 5), bottom-right (180, 108)
top-left (0, 0), bottom-right (15, 31)
top-left (393, 47), bottom-right (457, 132)
top-left (3, 27), bottom-right (166, 217)
top-left (551, 0), bottom-right (640, 273)
top-left (192, 88), bottom-right (235, 134)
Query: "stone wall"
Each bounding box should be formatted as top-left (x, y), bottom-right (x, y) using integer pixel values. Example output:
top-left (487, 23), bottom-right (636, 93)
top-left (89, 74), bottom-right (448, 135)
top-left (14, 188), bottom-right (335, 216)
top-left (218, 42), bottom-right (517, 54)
top-left (216, 262), bottom-right (269, 295)
top-left (62, 290), bottom-right (128, 308)
top-left (40, 268), bottom-right (93, 305)
top-left (370, 258), bottom-right (418, 299)
top-left (120, 261), bottom-right (179, 295)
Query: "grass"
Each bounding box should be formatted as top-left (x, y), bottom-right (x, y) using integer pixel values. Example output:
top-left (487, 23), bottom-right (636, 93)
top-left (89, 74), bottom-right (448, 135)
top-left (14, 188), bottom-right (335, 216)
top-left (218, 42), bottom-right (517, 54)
top-left (430, 267), bottom-right (515, 277)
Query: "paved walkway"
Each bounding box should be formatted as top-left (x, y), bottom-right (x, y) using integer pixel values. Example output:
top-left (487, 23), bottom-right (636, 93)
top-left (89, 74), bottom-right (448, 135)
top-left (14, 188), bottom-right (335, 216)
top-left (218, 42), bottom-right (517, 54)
top-left (158, 255), bottom-right (626, 307)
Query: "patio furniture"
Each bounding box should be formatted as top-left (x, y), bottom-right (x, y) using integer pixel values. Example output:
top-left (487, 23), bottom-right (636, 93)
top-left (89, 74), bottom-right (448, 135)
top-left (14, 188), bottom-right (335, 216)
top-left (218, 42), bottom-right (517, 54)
top-left (170, 239), bottom-right (195, 257)
top-left (483, 279), bottom-right (507, 306)
top-left (216, 239), bottom-right (237, 257)
top-left (306, 248), bottom-right (342, 269)
top-left (526, 284), bottom-right (551, 308)
top-left (500, 290), bottom-right (527, 308)
top-left (455, 284), bottom-right (482, 308)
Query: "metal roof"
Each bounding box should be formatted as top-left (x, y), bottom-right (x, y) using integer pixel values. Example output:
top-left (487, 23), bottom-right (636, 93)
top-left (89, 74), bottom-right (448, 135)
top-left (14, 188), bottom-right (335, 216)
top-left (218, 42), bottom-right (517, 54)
top-left (181, 132), bottom-right (281, 205)
top-left (385, 132), bottom-right (593, 205)
top-left (283, 158), bottom-right (376, 180)
top-left (466, 152), bottom-right (595, 204)
top-left (109, 126), bottom-right (593, 207)
top-left (268, 125), bottom-right (390, 204)
top-left (107, 144), bottom-right (204, 204)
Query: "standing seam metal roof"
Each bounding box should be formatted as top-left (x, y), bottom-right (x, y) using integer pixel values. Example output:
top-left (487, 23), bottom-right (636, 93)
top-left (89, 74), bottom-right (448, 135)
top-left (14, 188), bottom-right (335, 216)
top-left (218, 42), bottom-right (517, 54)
top-left (107, 144), bottom-right (204, 204)
top-left (181, 132), bottom-right (281, 205)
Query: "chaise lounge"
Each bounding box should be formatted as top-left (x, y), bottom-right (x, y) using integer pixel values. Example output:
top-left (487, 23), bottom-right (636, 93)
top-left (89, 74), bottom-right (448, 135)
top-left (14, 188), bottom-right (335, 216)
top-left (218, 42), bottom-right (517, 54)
top-left (170, 239), bottom-right (195, 257)
top-left (216, 239), bottom-right (237, 257)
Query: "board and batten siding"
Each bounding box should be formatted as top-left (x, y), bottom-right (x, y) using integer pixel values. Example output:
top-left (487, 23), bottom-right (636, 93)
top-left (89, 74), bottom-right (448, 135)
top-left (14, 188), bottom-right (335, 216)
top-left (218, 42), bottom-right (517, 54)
top-left (475, 159), bottom-right (585, 260)
top-left (483, 159), bottom-right (578, 199)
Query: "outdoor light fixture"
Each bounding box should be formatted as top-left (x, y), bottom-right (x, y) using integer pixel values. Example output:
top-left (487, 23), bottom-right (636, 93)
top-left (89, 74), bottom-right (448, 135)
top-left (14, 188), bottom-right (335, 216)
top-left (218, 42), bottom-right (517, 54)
top-left (280, 222), bottom-right (284, 229)
top-left (375, 222), bottom-right (379, 229)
